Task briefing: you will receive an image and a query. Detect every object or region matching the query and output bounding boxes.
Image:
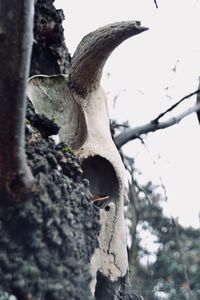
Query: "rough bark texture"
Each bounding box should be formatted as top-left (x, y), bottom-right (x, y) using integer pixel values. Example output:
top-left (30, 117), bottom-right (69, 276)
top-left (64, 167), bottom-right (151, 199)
top-left (0, 102), bottom-right (100, 300)
top-left (0, 1), bottom-right (100, 299)
top-left (30, 0), bottom-right (70, 76)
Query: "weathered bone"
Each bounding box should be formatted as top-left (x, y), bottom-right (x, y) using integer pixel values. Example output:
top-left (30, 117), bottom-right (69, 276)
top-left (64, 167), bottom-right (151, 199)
top-left (27, 21), bottom-right (148, 292)
top-left (69, 21), bottom-right (148, 97)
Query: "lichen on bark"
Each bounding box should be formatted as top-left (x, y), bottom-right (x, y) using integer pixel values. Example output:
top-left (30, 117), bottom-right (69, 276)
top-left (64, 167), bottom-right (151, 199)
top-left (0, 1), bottom-right (100, 299)
top-left (31, 0), bottom-right (71, 76)
top-left (0, 102), bottom-right (100, 300)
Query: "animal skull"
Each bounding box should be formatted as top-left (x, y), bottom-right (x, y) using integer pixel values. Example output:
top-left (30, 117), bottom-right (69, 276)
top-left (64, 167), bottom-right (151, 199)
top-left (27, 21), bottom-right (148, 289)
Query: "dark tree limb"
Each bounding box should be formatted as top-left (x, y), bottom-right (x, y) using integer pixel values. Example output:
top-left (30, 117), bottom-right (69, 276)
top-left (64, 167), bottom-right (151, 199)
top-left (196, 77), bottom-right (200, 124)
top-left (153, 0), bottom-right (158, 8)
top-left (0, 0), bottom-right (35, 204)
top-left (115, 102), bottom-right (200, 149)
top-left (152, 88), bottom-right (200, 124)
top-left (69, 21), bottom-right (148, 97)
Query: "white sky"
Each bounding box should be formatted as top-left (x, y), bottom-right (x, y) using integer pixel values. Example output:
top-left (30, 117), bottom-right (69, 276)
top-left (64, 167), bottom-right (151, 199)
top-left (55, 0), bottom-right (200, 228)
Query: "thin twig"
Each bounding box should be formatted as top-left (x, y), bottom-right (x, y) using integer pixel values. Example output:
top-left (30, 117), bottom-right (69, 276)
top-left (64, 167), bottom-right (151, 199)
top-left (152, 88), bottom-right (200, 124)
top-left (139, 140), bottom-right (169, 202)
top-left (92, 195), bottom-right (109, 203)
top-left (123, 153), bottom-right (152, 204)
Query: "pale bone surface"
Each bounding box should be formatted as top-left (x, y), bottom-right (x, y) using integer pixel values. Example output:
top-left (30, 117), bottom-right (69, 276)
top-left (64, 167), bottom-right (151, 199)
top-left (27, 20), bottom-right (148, 290)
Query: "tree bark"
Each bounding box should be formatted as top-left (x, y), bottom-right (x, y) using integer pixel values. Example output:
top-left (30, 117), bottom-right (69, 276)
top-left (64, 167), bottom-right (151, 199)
top-left (30, 0), bottom-right (70, 76)
top-left (0, 1), bottom-right (100, 299)
top-left (0, 0), bottom-right (35, 203)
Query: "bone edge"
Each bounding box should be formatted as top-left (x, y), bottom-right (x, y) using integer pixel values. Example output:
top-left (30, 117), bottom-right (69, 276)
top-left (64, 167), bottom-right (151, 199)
top-left (69, 21), bottom-right (149, 97)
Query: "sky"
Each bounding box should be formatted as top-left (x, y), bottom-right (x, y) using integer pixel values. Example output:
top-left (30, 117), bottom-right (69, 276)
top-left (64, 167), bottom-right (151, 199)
top-left (54, 0), bottom-right (200, 228)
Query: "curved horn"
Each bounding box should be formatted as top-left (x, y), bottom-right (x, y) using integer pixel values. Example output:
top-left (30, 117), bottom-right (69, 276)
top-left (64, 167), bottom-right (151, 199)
top-left (69, 21), bottom-right (148, 97)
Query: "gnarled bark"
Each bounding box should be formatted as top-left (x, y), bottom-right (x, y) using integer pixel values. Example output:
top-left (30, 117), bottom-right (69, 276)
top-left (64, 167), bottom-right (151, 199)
top-left (31, 0), bottom-right (70, 76)
top-left (0, 3), bottom-right (100, 299)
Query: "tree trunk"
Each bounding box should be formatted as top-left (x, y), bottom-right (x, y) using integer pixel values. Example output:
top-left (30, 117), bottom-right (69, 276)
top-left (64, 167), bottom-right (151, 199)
top-left (0, 1), bottom-right (99, 299)
top-left (0, 0), bottom-right (35, 203)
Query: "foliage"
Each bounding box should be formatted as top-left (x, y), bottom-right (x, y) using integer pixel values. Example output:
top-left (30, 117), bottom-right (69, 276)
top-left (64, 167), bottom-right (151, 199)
top-left (127, 171), bottom-right (200, 300)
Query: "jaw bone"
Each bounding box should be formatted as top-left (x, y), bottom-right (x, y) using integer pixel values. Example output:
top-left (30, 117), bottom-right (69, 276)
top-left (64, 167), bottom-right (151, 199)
top-left (27, 21), bottom-right (148, 286)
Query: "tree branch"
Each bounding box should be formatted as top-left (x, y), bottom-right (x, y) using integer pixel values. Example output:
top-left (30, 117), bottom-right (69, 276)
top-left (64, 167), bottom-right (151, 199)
top-left (196, 77), bottom-right (200, 125)
top-left (115, 102), bottom-right (200, 148)
top-left (152, 88), bottom-right (200, 124)
top-left (153, 0), bottom-right (158, 8)
top-left (0, 0), bottom-right (35, 204)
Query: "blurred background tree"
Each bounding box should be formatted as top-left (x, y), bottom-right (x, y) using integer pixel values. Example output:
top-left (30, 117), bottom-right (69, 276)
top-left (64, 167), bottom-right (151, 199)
top-left (126, 158), bottom-right (200, 300)
top-left (111, 120), bottom-right (200, 300)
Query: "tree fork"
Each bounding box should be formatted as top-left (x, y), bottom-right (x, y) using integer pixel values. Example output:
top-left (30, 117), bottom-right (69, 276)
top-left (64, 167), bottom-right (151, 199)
top-left (0, 0), bottom-right (35, 204)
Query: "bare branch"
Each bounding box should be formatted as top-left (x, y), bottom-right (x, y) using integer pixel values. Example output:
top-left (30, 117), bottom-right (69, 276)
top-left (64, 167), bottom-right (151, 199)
top-left (196, 77), bottom-right (200, 124)
top-left (153, 0), bottom-right (159, 8)
top-left (152, 88), bottom-right (200, 124)
top-left (69, 21), bottom-right (148, 97)
top-left (0, 0), bottom-right (35, 204)
top-left (115, 102), bottom-right (200, 148)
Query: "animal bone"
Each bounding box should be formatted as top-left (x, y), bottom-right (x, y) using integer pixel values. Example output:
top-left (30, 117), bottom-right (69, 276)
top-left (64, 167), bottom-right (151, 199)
top-left (27, 21), bottom-right (148, 290)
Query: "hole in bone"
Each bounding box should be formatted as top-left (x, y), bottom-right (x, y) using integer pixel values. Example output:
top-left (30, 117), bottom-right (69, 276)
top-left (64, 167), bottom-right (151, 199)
top-left (81, 155), bottom-right (119, 208)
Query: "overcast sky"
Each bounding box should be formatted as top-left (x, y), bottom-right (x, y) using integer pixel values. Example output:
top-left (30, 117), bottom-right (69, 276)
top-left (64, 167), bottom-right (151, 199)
top-left (55, 0), bottom-right (200, 228)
